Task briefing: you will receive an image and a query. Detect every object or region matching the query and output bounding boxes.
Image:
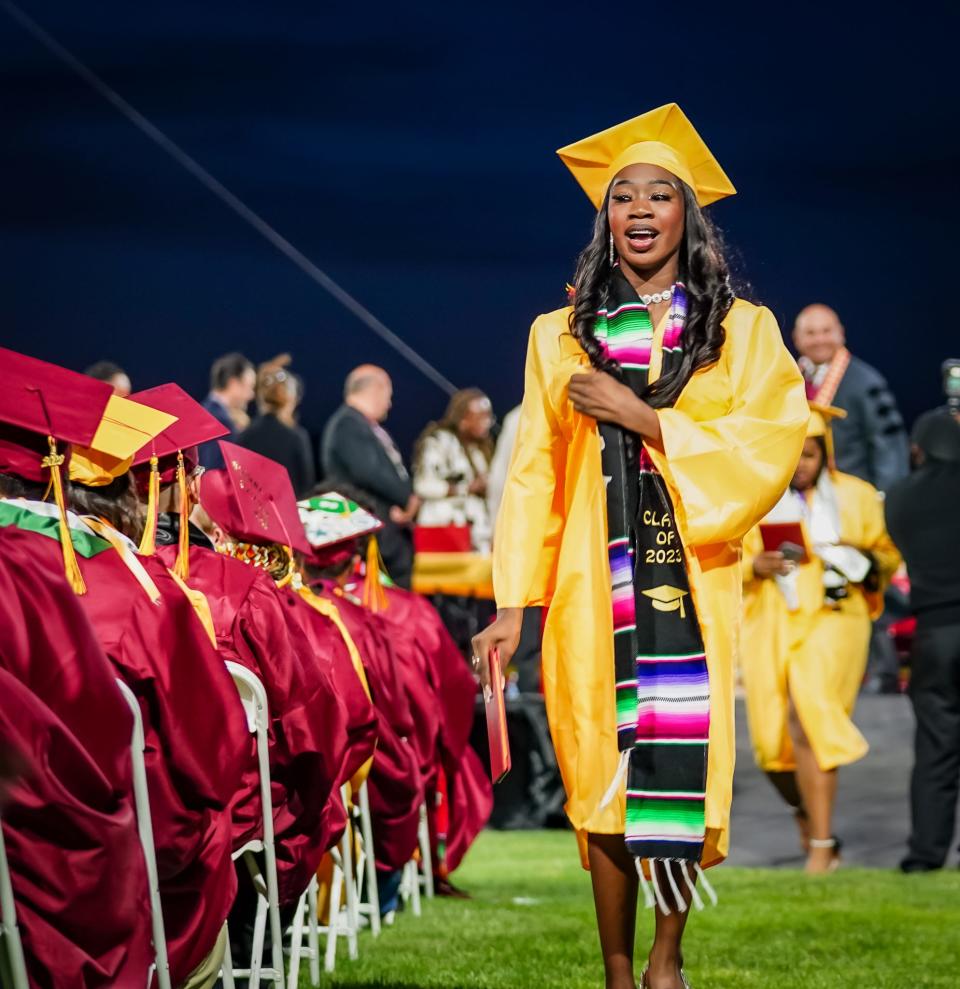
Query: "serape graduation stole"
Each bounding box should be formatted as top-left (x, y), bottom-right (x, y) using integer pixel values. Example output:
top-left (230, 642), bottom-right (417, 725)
top-left (594, 268), bottom-right (714, 913)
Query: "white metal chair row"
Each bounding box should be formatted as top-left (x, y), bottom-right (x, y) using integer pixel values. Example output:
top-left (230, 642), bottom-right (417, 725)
top-left (0, 664), bottom-right (436, 989)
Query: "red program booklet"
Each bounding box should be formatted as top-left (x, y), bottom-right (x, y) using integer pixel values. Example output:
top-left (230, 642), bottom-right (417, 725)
top-left (759, 521), bottom-right (810, 563)
top-left (485, 648), bottom-right (511, 784)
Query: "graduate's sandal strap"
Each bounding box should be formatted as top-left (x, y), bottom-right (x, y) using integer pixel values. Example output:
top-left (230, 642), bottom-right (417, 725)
top-left (638, 966), bottom-right (691, 989)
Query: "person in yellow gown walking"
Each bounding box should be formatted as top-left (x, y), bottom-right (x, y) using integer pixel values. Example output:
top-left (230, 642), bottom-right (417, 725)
top-left (472, 104), bottom-right (808, 989)
top-left (740, 404), bottom-right (900, 873)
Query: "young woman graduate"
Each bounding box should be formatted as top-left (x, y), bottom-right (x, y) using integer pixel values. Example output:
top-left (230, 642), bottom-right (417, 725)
top-left (0, 353), bottom-right (154, 988)
top-left (471, 104), bottom-right (809, 989)
top-left (197, 440), bottom-right (379, 904)
top-left (740, 404), bottom-right (900, 872)
top-left (299, 493), bottom-right (426, 903)
top-left (66, 398), bottom-right (252, 989)
top-left (129, 383), bottom-right (357, 904)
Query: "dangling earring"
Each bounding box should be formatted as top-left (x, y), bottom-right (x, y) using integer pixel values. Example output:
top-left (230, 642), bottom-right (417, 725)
top-left (608, 232), bottom-right (616, 267)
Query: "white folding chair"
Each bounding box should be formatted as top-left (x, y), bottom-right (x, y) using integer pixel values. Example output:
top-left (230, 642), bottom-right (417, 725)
top-left (0, 817), bottom-right (29, 989)
top-left (399, 801), bottom-right (434, 917)
top-left (418, 800), bottom-right (435, 900)
top-left (355, 780), bottom-right (381, 937)
top-left (220, 662), bottom-right (284, 989)
top-left (115, 678), bottom-right (172, 989)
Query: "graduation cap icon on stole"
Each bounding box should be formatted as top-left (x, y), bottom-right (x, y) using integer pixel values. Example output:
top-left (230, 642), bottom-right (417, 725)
top-left (641, 584), bottom-right (688, 619)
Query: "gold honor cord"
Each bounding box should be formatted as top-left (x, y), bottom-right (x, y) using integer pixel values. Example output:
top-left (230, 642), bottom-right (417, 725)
top-left (4, 1), bottom-right (458, 398)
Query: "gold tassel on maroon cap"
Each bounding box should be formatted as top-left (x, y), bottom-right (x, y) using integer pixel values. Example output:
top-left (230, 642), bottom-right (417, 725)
top-left (362, 535), bottom-right (388, 613)
top-left (174, 450), bottom-right (190, 580)
top-left (42, 436), bottom-right (86, 595)
top-left (138, 455), bottom-right (160, 555)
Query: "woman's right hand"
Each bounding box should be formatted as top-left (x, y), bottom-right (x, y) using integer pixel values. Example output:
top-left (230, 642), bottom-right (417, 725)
top-left (471, 607), bottom-right (524, 697)
top-left (753, 551), bottom-right (792, 579)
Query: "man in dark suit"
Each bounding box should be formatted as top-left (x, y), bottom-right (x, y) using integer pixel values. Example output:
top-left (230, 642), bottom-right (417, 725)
top-left (321, 365), bottom-right (420, 587)
top-left (197, 353), bottom-right (256, 470)
top-left (794, 304), bottom-right (909, 493)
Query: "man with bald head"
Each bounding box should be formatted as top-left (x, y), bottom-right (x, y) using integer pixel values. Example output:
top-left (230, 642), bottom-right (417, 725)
top-left (794, 303), bottom-right (908, 492)
top-left (320, 365), bottom-right (420, 586)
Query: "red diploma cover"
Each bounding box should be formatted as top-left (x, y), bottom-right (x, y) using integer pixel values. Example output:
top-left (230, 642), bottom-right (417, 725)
top-left (484, 648), bottom-right (511, 783)
top-left (759, 521), bottom-right (810, 563)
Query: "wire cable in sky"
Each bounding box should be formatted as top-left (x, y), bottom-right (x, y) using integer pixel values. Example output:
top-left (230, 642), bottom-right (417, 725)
top-left (3, 0), bottom-right (458, 396)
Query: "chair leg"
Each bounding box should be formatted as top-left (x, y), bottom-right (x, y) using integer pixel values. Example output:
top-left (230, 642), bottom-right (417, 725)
top-left (324, 861), bottom-right (343, 973)
top-left (358, 782), bottom-right (381, 937)
top-left (262, 843), bottom-right (285, 987)
top-left (339, 816), bottom-right (359, 961)
top-left (220, 924), bottom-right (236, 989)
top-left (409, 856), bottom-right (422, 917)
top-left (307, 875), bottom-right (321, 987)
top-left (285, 887), bottom-right (306, 989)
top-left (249, 891), bottom-right (267, 989)
top-left (418, 802), bottom-right (435, 900)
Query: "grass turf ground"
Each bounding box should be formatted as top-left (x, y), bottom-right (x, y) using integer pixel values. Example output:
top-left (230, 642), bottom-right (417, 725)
top-left (313, 829), bottom-right (960, 989)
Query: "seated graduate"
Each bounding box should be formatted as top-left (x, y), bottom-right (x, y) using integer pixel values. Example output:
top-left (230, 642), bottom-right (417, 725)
top-left (0, 354), bottom-right (153, 988)
top-left (300, 492), bottom-right (426, 913)
top-left (312, 488), bottom-right (493, 892)
top-left (129, 383), bottom-right (357, 919)
top-left (197, 440), bottom-right (378, 903)
top-left (62, 392), bottom-right (249, 989)
top-left (740, 403), bottom-right (900, 873)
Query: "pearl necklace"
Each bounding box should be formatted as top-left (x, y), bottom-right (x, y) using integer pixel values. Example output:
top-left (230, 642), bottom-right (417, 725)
top-left (637, 286), bottom-right (675, 306)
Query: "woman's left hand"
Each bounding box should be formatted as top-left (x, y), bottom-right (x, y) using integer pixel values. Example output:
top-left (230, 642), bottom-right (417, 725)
top-left (568, 370), bottom-right (660, 440)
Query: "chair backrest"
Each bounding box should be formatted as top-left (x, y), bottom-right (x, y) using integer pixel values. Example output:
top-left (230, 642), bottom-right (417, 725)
top-left (224, 661), bottom-right (267, 736)
top-left (0, 816), bottom-right (29, 989)
top-left (115, 679), bottom-right (172, 989)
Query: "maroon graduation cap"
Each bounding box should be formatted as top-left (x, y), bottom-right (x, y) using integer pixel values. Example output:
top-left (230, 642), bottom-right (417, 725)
top-left (199, 440), bottom-right (311, 555)
top-left (0, 346), bottom-right (113, 483)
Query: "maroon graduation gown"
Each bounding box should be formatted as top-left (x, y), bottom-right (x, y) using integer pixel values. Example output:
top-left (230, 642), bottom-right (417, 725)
top-left (0, 524), bottom-right (154, 989)
top-left (377, 585), bottom-right (493, 872)
top-left (159, 543), bottom-right (364, 905)
top-left (281, 587), bottom-right (379, 881)
top-left (77, 537), bottom-right (248, 985)
top-left (314, 585), bottom-right (424, 871)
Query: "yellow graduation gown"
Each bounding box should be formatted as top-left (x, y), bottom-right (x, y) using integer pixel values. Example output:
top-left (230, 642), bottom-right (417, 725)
top-left (493, 299), bottom-right (809, 868)
top-left (740, 471), bottom-right (900, 773)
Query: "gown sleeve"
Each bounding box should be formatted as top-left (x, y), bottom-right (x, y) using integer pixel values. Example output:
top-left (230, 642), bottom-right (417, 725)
top-left (492, 315), bottom-right (563, 608)
top-left (649, 305), bottom-right (809, 548)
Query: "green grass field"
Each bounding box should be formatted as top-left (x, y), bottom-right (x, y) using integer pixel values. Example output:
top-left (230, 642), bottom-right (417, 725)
top-left (311, 830), bottom-right (960, 989)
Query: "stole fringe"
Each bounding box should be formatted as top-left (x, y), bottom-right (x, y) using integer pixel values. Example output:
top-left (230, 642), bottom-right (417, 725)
top-left (634, 857), bottom-right (718, 914)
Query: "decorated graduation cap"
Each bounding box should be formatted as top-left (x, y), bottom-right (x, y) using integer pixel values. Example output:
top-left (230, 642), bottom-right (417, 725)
top-left (0, 346), bottom-right (115, 592)
top-left (199, 440), bottom-right (311, 556)
top-left (556, 103), bottom-right (736, 210)
top-left (806, 402), bottom-right (847, 470)
top-left (129, 383), bottom-right (230, 564)
top-left (68, 396), bottom-right (177, 488)
top-left (298, 491), bottom-right (387, 610)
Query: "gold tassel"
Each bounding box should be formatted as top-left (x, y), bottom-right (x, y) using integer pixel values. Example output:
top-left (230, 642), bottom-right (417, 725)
top-left (138, 455), bottom-right (160, 555)
top-left (362, 535), bottom-right (388, 613)
top-left (174, 451), bottom-right (190, 580)
top-left (42, 436), bottom-right (86, 595)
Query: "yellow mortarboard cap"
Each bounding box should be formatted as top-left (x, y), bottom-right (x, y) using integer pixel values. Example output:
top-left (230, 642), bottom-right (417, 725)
top-left (806, 402), bottom-right (846, 470)
top-left (69, 395), bottom-right (177, 487)
top-left (641, 584), bottom-right (689, 619)
top-left (556, 103), bottom-right (736, 210)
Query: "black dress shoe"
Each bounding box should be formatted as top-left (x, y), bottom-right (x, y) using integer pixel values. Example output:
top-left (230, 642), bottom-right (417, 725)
top-left (899, 859), bottom-right (941, 873)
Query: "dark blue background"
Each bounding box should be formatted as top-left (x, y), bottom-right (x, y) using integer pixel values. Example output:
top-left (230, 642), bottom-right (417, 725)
top-left (2, 1), bottom-right (957, 457)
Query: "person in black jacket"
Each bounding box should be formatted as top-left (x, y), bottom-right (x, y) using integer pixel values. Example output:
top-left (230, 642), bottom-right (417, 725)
top-left (885, 410), bottom-right (960, 872)
top-left (320, 365), bottom-right (420, 587)
top-left (237, 354), bottom-right (316, 498)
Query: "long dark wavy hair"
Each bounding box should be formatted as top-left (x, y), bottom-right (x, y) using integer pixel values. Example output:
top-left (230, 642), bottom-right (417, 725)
top-left (69, 474), bottom-right (145, 545)
top-left (570, 182), bottom-right (735, 408)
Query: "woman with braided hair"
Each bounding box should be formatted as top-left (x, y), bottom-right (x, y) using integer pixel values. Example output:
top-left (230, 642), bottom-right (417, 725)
top-left (471, 104), bottom-right (808, 989)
